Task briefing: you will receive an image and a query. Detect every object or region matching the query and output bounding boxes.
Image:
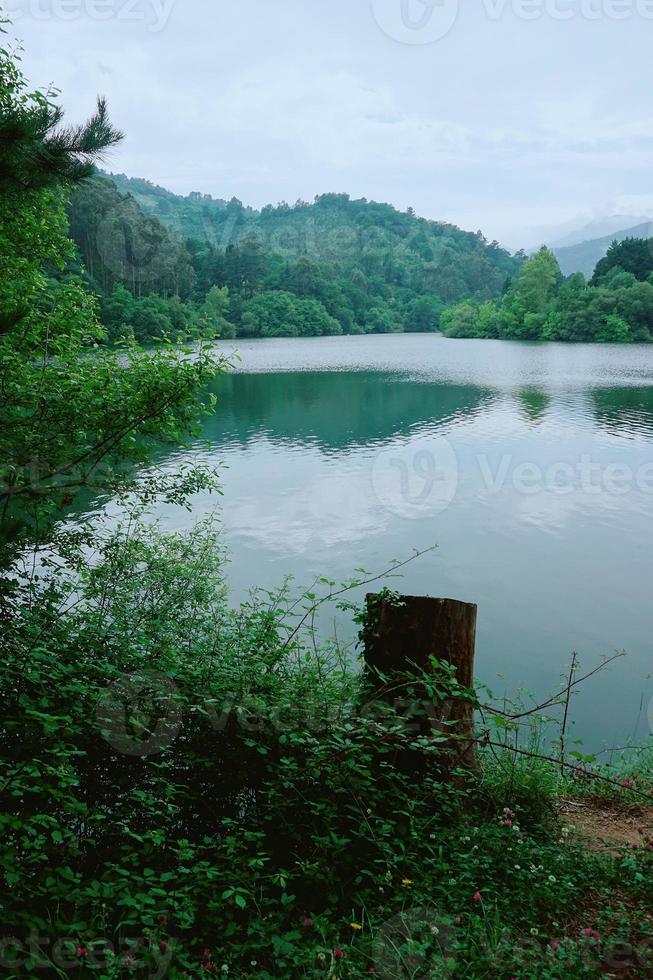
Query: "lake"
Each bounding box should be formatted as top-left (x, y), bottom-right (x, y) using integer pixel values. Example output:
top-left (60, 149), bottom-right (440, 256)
top-left (81, 334), bottom-right (653, 750)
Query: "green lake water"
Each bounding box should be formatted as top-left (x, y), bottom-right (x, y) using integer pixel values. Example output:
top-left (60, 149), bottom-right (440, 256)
top-left (80, 334), bottom-right (653, 749)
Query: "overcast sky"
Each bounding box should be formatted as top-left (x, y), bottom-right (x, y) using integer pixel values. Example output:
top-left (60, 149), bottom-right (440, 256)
top-left (8, 0), bottom-right (653, 249)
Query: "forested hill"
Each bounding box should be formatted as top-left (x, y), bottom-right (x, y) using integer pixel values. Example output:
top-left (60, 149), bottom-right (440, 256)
top-left (106, 172), bottom-right (521, 304)
top-left (66, 172), bottom-right (523, 343)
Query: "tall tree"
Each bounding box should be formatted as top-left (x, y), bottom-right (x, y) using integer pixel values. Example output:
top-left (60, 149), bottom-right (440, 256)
top-left (0, 29), bottom-right (222, 581)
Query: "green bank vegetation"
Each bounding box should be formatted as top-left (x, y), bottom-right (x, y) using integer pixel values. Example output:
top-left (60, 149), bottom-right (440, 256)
top-left (442, 242), bottom-right (653, 343)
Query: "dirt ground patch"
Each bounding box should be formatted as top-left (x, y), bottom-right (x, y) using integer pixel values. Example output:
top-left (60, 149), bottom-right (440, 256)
top-left (558, 799), bottom-right (653, 855)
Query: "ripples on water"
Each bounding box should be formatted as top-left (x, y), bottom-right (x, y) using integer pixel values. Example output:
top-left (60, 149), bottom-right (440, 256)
top-left (78, 336), bottom-right (653, 748)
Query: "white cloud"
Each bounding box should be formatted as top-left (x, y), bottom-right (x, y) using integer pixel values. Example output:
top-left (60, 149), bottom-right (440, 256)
top-left (10, 0), bottom-right (653, 247)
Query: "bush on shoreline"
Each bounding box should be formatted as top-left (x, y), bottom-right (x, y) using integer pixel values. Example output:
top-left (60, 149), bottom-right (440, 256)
top-left (3, 518), bottom-right (653, 978)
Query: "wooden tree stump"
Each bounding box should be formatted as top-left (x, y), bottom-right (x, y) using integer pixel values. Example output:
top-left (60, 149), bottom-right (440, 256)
top-left (362, 593), bottom-right (478, 774)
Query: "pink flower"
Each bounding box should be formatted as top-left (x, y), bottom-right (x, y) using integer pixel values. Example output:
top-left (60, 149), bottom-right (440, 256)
top-left (584, 928), bottom-right (593, 938)
top-left (472, 891), bottom-right (482, 903)
top-left (76, 947), bottom-right (87, 958)
top-left (302, 917), bottom-right (314, 928)
top-left (333, 947), bottom-right (344, 960)
top-left (503, 819), bottom-right (513, 827)
top-left (593, 931), bottom-right (601, 940)
top-left (550, 941), bottom-right (560, 950)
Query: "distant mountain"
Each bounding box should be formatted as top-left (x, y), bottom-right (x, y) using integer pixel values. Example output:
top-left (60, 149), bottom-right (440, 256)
top-left (552, 222), bottom-right (653, 278)
top-left (548, 215), bottom-right (652, 250)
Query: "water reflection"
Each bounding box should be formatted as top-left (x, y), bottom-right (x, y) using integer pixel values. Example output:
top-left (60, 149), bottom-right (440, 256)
top-left (71, 337), bottom-right (653, 749)
top-left (591, 386), bottom-right (653, 440)
top-left (206, 372), bottom-right (493, 452)
top-left (515, 388), bottom-right (552, 426)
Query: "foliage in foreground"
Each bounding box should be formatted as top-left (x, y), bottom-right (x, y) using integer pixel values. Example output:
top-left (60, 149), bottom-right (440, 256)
top-left (0, 28), bottom-right (224, 571)
top-left (2, 519), bottom-right (653, 979)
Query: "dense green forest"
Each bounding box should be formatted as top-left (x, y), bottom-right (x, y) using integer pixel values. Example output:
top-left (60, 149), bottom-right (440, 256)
top-left (442, 240), bottom-right (653, 342)
top-left (67, 173), bottom-right (522, 343)
top-left (68, 173), bottom-right (653, 345)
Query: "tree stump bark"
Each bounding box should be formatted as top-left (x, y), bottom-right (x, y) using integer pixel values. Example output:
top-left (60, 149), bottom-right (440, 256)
top-left (362, 593), bottom-right (478, 775)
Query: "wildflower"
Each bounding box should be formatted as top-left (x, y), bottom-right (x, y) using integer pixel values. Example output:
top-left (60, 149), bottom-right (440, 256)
top-left (303, 917), bottom-right (314, 928)
top-left (593, 931), bottom-right (601, 941)
top-left (503, 819), bottom-right (513, 827)
top-left (402, 878), bottom-right (413, 886)
top-left (350, 922), bottom-right (363, 931)
top-left (221, 966), bottom-right (229, 975)
top-left (333, 947), bottom-right (344, 960)
top-left (429, 925), bottom-right (439, 935)
top-left (584, 928), bottom-right (593, 938)
top-left (550, 941), bottom-right (560, 951)
top-left (77, 947), bottom-right (87, 958)
top-left (472, 891), bottom-right (482, 903)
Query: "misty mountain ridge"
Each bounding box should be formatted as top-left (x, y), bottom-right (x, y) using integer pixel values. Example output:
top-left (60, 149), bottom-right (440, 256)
top-left (547, 214), bottom-right (653, 250)
top-left (552, 222), bottom-right (653, 277)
